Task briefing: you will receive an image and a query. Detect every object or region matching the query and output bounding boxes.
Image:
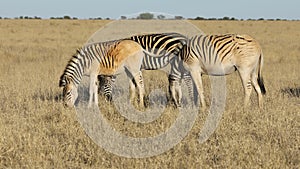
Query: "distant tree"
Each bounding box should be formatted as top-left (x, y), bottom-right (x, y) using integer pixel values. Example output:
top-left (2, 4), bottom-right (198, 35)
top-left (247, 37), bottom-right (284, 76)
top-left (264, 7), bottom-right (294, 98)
top-left (157, 14), bottom-right (165, 20)
top-left (194, 16), bottom-right (205, 20)
top-left (137, 13), bottom-right (154, 19)
top-left (63, 15), bottom-right (71, 19)
top-left (174, 16), bottom-right (184, 20)
top-left (34, 16), bottom-right (41, 19)
top-left (121, 16), bottom-right (127, 20)
top-left (0, 17), bottom-right (2, 19)
top-left (72, 17), bottom-right (78, 20)
top-left (230, 17), bottom-right (236, 20)
top-left (24, 16), bottom-right (29, 19)
top-left (208, 18), bottom-right (217, 20)
top-left (19, 16), bottom-right (23, 19)
top-left (89, 17), bottom-right (102, 20)
top-left (222, 16), bottom-right (230, 20)
top-left (258, 18), bottom-right (264, 21)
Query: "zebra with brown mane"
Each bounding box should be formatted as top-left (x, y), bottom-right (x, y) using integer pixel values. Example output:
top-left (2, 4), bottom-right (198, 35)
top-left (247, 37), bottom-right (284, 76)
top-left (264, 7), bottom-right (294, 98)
top-left (59, 39), bottom-right (146, 108)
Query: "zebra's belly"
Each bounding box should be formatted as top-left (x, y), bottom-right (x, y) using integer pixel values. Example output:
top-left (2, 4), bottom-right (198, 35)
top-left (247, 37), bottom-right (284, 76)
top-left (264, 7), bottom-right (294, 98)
top-left (204, 64), bottom-right (236, 76)
top-left (99, 66), bottom-right (121, 76)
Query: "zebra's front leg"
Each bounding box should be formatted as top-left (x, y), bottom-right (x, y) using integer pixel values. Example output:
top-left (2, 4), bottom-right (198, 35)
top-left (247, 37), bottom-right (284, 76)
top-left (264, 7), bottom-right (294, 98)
top-left (88, 75), bottom-right (98, 107)
top-left (183, 73), bottom-right (197, 106)
top-left (177, 82), bottom-right (182, 107)
top-left (190, 69), bottom-right (206, 110)
top-left (169, 75), bottom-right (182, 107)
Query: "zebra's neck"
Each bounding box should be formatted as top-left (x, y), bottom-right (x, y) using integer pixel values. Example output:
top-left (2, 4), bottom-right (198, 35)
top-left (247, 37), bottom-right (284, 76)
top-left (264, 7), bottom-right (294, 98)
top-left (63, 40), bottom-right (120, 86)
top-left (63, 47), bottom-right (98, 86)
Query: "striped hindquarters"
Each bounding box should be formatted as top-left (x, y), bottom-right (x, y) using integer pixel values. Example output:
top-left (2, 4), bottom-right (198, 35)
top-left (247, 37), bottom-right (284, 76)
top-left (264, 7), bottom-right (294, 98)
top-left (185, 34), bottom-right (258, 64)
top-left (180, 34), bottom-right (265, 108)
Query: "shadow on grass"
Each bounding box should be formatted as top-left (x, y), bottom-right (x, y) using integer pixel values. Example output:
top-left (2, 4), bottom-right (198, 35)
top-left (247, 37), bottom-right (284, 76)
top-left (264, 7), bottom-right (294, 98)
top-left (31, 86), bottom-right (88, 103)
top-left (281, 87), bottom-right (300, 98)
top-left (32, 90), bottom-right (62, 102)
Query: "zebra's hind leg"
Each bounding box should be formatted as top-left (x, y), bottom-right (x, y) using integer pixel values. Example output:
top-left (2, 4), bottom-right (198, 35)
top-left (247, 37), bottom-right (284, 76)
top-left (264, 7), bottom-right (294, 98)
top-left (238, 69), bottom-right (253, 107)
top-left (251, 70), bottom-right (263, 108)
top-left (132, 71), bottom-right (145, 108)
top-left (189, 69), bottom-right (206, 110)
top-left (125, 68), bottom-right (143, 108)
top-left (128, 77), bottom-right (136, 105)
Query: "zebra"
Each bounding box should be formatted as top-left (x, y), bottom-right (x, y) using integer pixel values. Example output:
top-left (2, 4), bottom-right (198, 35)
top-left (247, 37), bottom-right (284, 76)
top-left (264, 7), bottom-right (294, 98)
top-left (59, 39), bottom-right (146, 108)
top-left (98, 33), bottom-right (191, 107)
top-left (180, 34), bottom-right (266, 109)
top-left (98, 74), bottom-right (116, 102)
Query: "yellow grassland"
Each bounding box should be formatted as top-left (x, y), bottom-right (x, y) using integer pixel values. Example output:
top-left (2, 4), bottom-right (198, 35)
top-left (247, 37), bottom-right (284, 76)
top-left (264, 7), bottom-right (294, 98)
top-left (0, 19), bottom-right (299, 168)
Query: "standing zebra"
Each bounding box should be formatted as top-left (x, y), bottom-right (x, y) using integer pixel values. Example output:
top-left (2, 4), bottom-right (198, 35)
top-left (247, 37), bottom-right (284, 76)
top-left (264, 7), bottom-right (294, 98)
top-left (180, 34), bottom-right (266, 109)
top-left (98, 33), bottom-right (190, 107)
top-left (59, 39), bottom-right (145, 108)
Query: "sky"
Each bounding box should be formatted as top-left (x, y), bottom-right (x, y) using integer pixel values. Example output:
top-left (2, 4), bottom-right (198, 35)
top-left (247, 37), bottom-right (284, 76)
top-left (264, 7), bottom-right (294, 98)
top-left (0, 0), bottom-right (299, 20)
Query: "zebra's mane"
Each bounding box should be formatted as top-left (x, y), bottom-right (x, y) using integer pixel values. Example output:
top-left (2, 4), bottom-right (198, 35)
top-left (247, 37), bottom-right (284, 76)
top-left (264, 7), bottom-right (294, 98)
top-left (84, 39), bottom-right (121, 48)
top-left (59, 52), bottom-right (80, 87)
top-left (59, 47), bottom-right (90, 87)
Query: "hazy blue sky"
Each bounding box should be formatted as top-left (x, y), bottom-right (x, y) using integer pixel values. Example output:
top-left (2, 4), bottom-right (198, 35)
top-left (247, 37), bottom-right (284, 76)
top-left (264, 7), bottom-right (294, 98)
top-left (1, 0), bottom-right (299, 19)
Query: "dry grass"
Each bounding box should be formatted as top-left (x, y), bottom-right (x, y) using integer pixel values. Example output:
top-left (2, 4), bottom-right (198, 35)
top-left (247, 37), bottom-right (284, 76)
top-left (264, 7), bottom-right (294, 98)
top-left (0, 19), bottom-right (299, 168)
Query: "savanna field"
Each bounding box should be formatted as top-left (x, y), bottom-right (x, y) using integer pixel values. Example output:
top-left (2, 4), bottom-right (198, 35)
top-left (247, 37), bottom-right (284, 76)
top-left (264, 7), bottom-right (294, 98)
top-left (0, 19), bottom-right (299, 168)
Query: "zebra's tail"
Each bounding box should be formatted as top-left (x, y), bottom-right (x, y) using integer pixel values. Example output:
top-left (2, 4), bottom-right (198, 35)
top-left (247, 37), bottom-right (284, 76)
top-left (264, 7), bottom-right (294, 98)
top-left (257, 52), bottom-right (266, 95)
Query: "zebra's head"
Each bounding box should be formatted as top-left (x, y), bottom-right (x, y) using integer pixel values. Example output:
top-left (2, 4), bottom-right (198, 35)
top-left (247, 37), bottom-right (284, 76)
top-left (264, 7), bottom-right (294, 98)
top-left (59, 75), bottom-right (78, 107)
top-left (97, 75), bottom-right (116, 102)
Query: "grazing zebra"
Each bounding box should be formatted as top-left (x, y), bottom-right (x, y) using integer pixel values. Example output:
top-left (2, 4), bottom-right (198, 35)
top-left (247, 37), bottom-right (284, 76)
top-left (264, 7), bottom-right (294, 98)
top-left (98, 33), bottom-right (190, 107)
top-left (180, 34), bottom-right (266, 109)
top-left (59, 39), bottom-right (145, 108)
top-left (98, 74), bottom-right (116, 102)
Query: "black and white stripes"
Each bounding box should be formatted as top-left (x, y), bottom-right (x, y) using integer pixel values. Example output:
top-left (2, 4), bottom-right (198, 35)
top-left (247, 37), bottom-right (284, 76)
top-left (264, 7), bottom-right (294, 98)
top-left (181, 34), bottom-right (266, 108)
top-left (129, 33), bottom-right (187, 70)
top-left (60, 32), bottom-right (266, 109)
top-left (59, 40), bottom-right (145, 107)
top-left (98, 33), bottom-right (189, 107)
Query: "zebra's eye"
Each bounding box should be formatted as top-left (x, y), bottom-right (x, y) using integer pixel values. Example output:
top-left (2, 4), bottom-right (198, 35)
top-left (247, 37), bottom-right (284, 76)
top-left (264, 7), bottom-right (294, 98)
top-left (66, 91), bottom-right (71, 95)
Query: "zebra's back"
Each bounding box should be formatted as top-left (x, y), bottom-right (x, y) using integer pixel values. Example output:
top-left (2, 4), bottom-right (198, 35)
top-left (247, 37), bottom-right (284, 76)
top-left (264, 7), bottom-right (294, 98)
top-left (183, 34), bottom-right (262, 75)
